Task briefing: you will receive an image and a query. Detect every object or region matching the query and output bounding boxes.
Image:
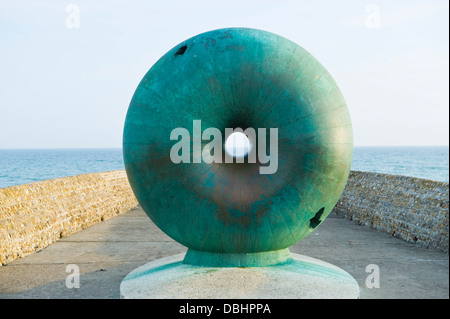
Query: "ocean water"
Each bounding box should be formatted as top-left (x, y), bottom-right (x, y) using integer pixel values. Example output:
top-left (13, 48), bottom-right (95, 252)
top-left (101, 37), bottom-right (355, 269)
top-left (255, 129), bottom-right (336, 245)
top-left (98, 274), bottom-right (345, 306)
top-left (0, 149), bottom-right (124, 189)
top-left (351, 146), bottom-right (449, 183)
top-left (0, 146), bottom-right (448, 189)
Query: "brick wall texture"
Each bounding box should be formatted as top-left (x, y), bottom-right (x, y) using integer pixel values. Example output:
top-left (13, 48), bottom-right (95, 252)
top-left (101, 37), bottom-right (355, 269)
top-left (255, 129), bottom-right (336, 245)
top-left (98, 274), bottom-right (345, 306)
top-left (333, 171), bottom-right (449, 253)
top-left (0, 170), bottom-right (138, 265)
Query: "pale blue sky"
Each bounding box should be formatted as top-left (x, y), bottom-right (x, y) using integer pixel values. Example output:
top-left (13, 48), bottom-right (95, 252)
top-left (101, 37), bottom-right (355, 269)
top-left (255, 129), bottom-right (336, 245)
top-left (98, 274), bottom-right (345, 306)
top-left (0, 0), bottom-right (448, 148)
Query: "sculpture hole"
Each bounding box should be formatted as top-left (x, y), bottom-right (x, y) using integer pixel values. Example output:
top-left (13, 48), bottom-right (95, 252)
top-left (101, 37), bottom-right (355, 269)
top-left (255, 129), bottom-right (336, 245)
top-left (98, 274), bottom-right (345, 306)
top-left (225, 132), bottom-right (252, 158)
top-left (309, 207), bottom-right (325, 229)
top-left (174, 45), bottom-right (187, 56)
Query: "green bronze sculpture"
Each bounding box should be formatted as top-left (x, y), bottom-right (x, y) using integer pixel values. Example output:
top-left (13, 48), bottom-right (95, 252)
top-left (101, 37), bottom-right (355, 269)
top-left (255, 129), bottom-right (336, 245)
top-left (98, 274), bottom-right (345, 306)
top-left (123, 27), bottom-right (353, 268)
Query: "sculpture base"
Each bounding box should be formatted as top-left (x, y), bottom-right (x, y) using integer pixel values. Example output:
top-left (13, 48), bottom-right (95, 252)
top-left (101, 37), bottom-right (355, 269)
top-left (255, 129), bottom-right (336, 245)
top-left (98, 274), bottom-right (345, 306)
top-left (120, 252), bottom-right (360, 299)
top-left (183, 248), bottom-right (293, 267)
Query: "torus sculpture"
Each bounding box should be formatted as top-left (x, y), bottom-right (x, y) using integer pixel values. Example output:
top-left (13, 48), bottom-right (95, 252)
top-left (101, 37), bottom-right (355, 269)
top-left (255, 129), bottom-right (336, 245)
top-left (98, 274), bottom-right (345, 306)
top-left (120, 28), bottom-right (358, 299)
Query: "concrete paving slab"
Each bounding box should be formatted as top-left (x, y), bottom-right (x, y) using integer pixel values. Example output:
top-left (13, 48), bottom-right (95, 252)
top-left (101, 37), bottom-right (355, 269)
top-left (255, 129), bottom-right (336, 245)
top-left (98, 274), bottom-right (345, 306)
top-left (0, 205), bottom-right (448, 299)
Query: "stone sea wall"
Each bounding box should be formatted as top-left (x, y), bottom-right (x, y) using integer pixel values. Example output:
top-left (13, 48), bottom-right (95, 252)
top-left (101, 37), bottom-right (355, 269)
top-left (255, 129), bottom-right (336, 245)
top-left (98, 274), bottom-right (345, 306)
top-left (0, 170), bottom-right (138, 266)
top-left (1, 169), bottom-right (448, 266)
top-left (333, 171), bottom-right (449, 253)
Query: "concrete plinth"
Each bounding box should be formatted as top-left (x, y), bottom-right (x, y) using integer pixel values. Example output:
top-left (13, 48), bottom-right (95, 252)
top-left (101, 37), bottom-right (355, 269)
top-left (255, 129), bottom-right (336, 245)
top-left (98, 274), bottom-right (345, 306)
top-left (120, 252), bottom-right (360, 299)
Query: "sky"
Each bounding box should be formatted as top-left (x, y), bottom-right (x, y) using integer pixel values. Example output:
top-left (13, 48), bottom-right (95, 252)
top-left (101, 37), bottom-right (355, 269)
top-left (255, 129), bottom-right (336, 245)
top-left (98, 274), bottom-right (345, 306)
top-left (0, 0), bottom-right (448, 148)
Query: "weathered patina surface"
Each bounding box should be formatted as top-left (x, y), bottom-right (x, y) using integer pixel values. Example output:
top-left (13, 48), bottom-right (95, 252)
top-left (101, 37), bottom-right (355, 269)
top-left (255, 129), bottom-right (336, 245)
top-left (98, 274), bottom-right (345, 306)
top-left (123, 27), bottom-right (353, 266)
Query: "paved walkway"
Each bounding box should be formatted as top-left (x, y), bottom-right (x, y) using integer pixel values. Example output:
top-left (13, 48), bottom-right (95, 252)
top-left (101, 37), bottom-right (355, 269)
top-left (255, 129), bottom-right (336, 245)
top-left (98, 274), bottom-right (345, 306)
top-left (0, 206), bottom-right (448, 299)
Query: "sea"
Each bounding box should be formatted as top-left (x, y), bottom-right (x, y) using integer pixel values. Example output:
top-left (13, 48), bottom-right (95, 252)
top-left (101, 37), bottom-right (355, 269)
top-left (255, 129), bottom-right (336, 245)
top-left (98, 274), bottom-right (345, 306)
top-left (0, 146), bottom-right (448, 189)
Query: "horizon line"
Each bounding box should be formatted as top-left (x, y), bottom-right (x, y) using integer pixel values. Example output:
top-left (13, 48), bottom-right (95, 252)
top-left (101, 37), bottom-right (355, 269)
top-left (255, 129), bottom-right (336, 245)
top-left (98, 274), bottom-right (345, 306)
top-left (0, 145), bottom-right (449, 150)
